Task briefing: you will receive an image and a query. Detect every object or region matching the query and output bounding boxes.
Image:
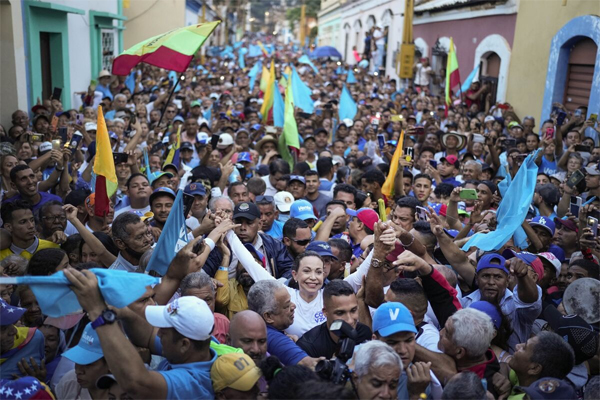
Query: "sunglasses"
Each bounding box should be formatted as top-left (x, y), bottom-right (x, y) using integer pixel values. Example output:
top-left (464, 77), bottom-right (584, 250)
top-left (291, 238), bottom-right (311, 246)
top-left (256, 195), bottom-right (274, 204)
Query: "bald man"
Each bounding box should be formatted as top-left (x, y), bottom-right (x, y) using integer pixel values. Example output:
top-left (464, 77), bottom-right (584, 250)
top-left (226, 310), bottom-right (268, 364)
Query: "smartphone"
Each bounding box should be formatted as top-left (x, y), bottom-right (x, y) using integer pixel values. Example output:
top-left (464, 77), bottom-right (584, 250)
top-left (429, 160), bottom-right (437, 168)
top-left (113, 152), bottom-right (129, 165)
top-left (566, 170), bottom-right (585, 188)
top-left (265, 126), bottom-right (277, 134)
top-left (68, 132), bottom-right (83, 149)
top-left (208, 134), bottom-right (219, 149)
top-left (545, 127), bottom-right (555, 140)
top-left (182, 192), bottom-right (196, 219)
top-left (408, 127), bottom-right (425, 135)
top-left (52, 87), bottom-right (62, 100)
top-left (556, 110), bottom-right (567, 126)
top-left (590, 113), bottom-right (598, 123)
top-left (377, 134), bottom-right (385, 150)
top-left (570, 196), bottom-right (582, 217)
top-left (50, 115), bottom-right (59, 132)
top-left (29, 134), bottom-right (44, 142)
top-left (52, 139), bottom-right (62, 150)
top-left (574, 145), bottom-right (591, 153)
top-left (58, 127), bottom-right (68, 143)
top-left (75, 113), bottom-right (83, 125)
top-left (472, 134), bottom-right (485, 144)
top-left (505, 138), bottom-right (517, 147)
top-left (404, 147), bottom-right (414, 161)
top-left (587, 217), bottom-right (599, 237)
top-left (459, 188), bottom-right (478, 200)
top-left (416, 206), bottom-right (428, 221)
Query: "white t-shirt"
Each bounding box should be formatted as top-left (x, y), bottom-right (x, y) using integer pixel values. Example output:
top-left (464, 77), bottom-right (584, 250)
top-left (415, 63), bottom-right (432, 86)
top-left (285, 288), bottom-right (326, 338)
top-left (56, 369), bottom-right (92, 400)
top-left (114, 204), bottom-right (151, 218)
top-left (261, 175), bottom-right (278, 197)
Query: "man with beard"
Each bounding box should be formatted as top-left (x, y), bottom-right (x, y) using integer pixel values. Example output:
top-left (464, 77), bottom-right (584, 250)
top-left (227, 310), bottom-right (268, 364)
top-left (38, 200), bottom-right (77, 242)
top-left (109, 212), bottom-right (154, 272)
top-left (114, 173), bottom-right (152, 218)
top-left (461, 254), bottom-right (541, 353)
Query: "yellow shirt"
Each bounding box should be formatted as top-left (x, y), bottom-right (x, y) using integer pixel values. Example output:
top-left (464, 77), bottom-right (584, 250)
top-left (215, 268), bottom-right (249, 320)
top-left (0, 239), bottom-right (59, 262)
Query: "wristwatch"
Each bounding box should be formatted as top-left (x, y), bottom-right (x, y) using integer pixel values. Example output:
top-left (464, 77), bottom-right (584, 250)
top-left (91, 309), bottom-right (117, 329)
top-left (372, 258), bottom-right (390, 269)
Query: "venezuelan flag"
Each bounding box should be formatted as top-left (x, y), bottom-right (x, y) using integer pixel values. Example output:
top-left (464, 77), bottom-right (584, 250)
top-left (93, 107), bottom-right (118, 217)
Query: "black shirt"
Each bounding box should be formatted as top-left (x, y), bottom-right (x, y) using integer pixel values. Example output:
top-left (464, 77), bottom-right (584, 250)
top-left (296, 321), bottom-right (372, 359)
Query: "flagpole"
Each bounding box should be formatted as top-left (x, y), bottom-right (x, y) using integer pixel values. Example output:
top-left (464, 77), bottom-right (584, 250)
top-left (156, 73), bottom-right (186, 131)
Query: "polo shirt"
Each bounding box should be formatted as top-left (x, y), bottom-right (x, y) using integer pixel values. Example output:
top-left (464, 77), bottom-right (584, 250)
top-left (154, 338), bottom-right (217, 400)
top-left (0, 238), bottom-right (59, 262)
top-left (296, 321), bottom-right (372, 359)
top-left (266, 325), bottom-right (308, 366)
top-left (264, 219), bottom-right (284, 240)
top-left (108, 253), bottom-right (142, 273)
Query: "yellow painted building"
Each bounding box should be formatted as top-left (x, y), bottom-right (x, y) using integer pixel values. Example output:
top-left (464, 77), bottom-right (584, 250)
top-left (506, 0), bottom-right (599, 125)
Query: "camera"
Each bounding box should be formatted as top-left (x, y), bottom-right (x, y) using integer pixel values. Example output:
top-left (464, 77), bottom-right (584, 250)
top-left (315, 320), bottom-right (357, 385)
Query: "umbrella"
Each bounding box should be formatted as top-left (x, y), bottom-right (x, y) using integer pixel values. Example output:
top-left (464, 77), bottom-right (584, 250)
top-left (112, 21), bottom-right (221, 76)
top-left (311, 46), bottom-right (342, 59)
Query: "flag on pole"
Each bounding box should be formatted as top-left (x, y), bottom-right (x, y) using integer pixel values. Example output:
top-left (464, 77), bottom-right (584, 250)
top-left (112, 21), bottom-right (220, 75)
top-left (278, 82), bottom-right (301, 169)
top-left (339, 85), bottom-right (357, 121)
top-left (125, 70), bottom-right (136, 93)
top-left (257, 41), bottom-right (269, 57)
top-left (163, 126), bottom-right (181, 168)
top-left (347, 68), bottom-right (357, 84)
top-left (260, 60), bottom-right (276, 123)
top-left (444, 37), bottom-right (460, 107)
top-left (143, 148), bottom-right (152, 182)
top-left (93, 107), bottom-right (117, 217)
top-left (248, 61), bottom-right (262, 91)
top-left (457, 64), bottom-right (480, 96)
top-left (381, 130), bottom-right (405, 199)
top-left (238, 52), bottom-right (246, 69)
top-left (259, 65), bottom-right (270, 93)
top-left (273, 81), bottom-right (285, 128)
top-left (298, 54), bottom-right (319, 74)
top-left (291, 66), bottom-right (315, 114)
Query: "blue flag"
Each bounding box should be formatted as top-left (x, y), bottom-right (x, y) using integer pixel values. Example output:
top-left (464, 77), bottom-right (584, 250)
top-left (238, 52), bottom-right (246, 69)
top-left (168, 70), bottom-right (181, 93)
top-left (462, 149), bottom-right (541, 252)
top-left (203, 107), bottom-right (212, 128)
top-left (347, 69), bottom-right (357, 84)
top-left (291, 66), bottom-right (315, 114)
top-left (125, 70), bottom-right (136, 93)
top-left (298, 54), bottom-right (319, 74)
top-left (0, 270), bottom-right (159, 317)
top-left (339, 84), bottom-right (357, 121)
top-left (248, 44), bottom-right (262, 58)
top-left (233, 41), bottom-right (243, 49)
top-left (143, 148), bottom-right (152, 182)
top-left (248, 61), bottom-right (262, 91)
top-left (273, 81), bottom-right (285, 128)
top-left (457, 64), bottom-right (480, 96)
top-left (147, 190), bottom-right (190, 276)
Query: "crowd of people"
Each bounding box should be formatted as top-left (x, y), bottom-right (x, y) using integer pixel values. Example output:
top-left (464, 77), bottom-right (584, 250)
top-left (0, 35), bottom-right (599, 400)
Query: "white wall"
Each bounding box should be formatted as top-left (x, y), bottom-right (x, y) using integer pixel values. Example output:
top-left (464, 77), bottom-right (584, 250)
top-left (185, 7), bottom-right (198, 26)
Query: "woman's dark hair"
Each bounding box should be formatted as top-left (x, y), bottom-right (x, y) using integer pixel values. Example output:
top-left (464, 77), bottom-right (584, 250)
top-left (336, 166), bottom-right (351, 184)
top-left (491, 302), bottom-right (513, 351)
top-left (61, 233), bottom-right (82, 256)
top-left (27, 248), bottom-right (67, 276)
top-left (293, 250), bottom-right (323, 272)
top-left (79, 232), bottom-right (119, 259)
top-left (260, 356), bottom-right (320, 400)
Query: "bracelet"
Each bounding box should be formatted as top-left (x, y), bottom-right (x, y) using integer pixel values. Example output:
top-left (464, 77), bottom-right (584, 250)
top-left (218, 266), bottom-right (228, 272)
top-left (400, 235), bottom-right (415, 247)
top-left (204, 238), bottom-right (216, 251)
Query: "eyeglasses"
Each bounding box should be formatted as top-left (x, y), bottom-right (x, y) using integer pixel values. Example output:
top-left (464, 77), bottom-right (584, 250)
top-left (42, 215), bottom-right (67, 223)
top-left (256, 195), bottom-right (274, 204)
top-left (291, 238), bottom-right (311, 246)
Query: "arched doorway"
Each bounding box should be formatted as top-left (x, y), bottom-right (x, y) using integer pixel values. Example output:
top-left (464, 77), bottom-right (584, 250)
top-left (381, 9), bottom-right (393, 74)
top-left (563, 38), bottom-right (597, 113)
top-left (353, 19), bottom-right (362, 54)
top-left (415, 37), bottom-right (429, 59)
top-left (474, 34), bottom-right (512, 102)
top-left (479, 52), bottom-right (500, 105)
top-left (431, 37), bottom-right (450, 96)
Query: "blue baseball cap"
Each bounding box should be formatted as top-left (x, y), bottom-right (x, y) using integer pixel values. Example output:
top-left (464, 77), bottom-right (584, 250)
top-left (306, 241), bottom-right (338, 260)
top-left (62, 323), bottom-right (104, 365)
top-left (372, 302), bottom-right (417, 337)
top-left (476, 253), bottom-right (509, 275)
top-left (443, 229), bottom-right (459, 238)
top-left (109, 131), bottom-right (118, 141)
top-left (0, 299), bottom-right (26, 326)
top-left (150, 187), bottom-right (176, 204)
top-left (289, 175), bottom-right (306, 185)
top-left (173, 115), bottom-right (185, 123)
top-left (150, 171), bottom-right (174, 185)
top-left (529, 216), bottom-right (555, 236)
top-left (251, 124), bottom-right (262, 131)
top-left (469, 301), bottom-right (502, 329)
top-left (290, 200), bottom-right (317, 221)
top-left (184, 182), bottom-right (206, 196)
top-left (238, 152), bottom-right (252, 163)
top-left (517, 378), bottom-right (575, 400)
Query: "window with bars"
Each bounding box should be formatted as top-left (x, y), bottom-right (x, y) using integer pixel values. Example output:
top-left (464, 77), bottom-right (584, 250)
top-left (101, 29), bottom-right (116, 72)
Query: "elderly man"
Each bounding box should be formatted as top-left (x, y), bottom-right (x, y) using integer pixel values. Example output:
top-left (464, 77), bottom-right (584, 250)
top-left (247, 280), bottom-right (320, 368)
top-left (352, 341), bottom-right (403, 400)
top-left (109, 212), bottom-right (154, 272)
top-left (227, 310), bottom-right (268, 364)
top-left (461, 160), bottom-right (482, 182)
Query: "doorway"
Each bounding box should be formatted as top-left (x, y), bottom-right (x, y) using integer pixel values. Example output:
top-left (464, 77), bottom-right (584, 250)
top-left (40, 32), bottom-right (52, 101)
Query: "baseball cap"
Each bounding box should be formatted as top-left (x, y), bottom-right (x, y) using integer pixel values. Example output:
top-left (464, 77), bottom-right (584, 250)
top-left (288, 175), bottom-right (306, 185)
top-left (185, 182), bottom-right (206, 196)
top-left (516, 378), bottom-right (575, 400)
top-left (250, 124), bottom-right (262, 131)
top-left (173, 115), bottom-right (185, 123)
top-left (150, 171), bottom-right (174, 185)
top-left (238, 152), bottom-right (252, 163)
top-left (96, 374), bottom-right (118, 390)
top-left (585, 163), bottom-right (600, 176)
top-left (211, 353), bottom-right (262, 393)
top-left (39, 142), bottom-right (52, 154)
top-left (542, 304), bottom-right (599, 364)
top-left (554, 217), bottom-right (578, 233)
top-left (0, 299), bottom-right (26, 326)
top-left (109, 131), bottom-right (119, 141)
top-left (62, 323), bottom-right (104, 365)
top-left (85, 122), bottom-right (98, 131)
top-left (290, 200), bottom-right (317, 221)
top-left (306, 241), bottom-right (338, 260)
top-left (346, 208), bottom-right (379, 231)
top-left (537, 252), bottom-right (561, 278)
top-left (537, 184), bottom-right (560, 206)
top-left (85, 193), bottom-right (96, 213)
top-left (274, 191), bottom-right (294, 213)
top-left (190, 100), bottom-right (202, 108)
top-left (484, 115), bottom-right (495, 123)
top-left (181, 141), bottom-right (194, 151)
top-left (528, 216), bottom-right (555, 236)
top-left (476, 253), bottom-right (509, 275)
top-left (149, 187), bottom-right (176, 204)
top-left (217, 133), bottom-right (234, 149)
top-left (145, 296), bottom-right (214, 341)
top-left (468, 301), bottom-right (502, 329)
top-left (502, 249), bottom-right (544, 282)
top-left (440, 155), bottom-right (459, 167)
top-left (1, 377), bottom-right (54, 399)
top-left (372, 302), bottom-right (417, 337)
top-left (508, 121), bottom-right (523, 130)
top-left (233, 202), bottom-right (261, 221)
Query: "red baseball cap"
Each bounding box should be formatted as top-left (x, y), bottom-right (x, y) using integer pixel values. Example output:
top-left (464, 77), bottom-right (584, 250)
top-left (441, 155), bottom-right (459, 167)
top-left (347, 208), bottom-right (379, 231)
top-left (554, 217), bottom-right (578, 233)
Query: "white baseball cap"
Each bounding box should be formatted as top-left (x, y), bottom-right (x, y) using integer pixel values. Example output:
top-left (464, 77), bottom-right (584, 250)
top-left (274, 191), bottom-right (294, 213)
top-left (217, 133), bottom-right (234, 149)
top-left (85, 122), bottom-right (97, 131)
top-left (145, 296), bottom-right (214, 341)
top-left (537, 252), bottom-right (562, 278)
top-left (39, 141), bottom-right (53, 153)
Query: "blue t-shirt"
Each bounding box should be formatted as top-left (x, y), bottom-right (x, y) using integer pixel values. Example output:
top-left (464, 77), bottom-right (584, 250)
top-left (2, 192), bottom-right (62, 214)
top-left (539, 155), bottom-right (557, 176)
top-left (0, 329), bottom-right (45, 379)
top-left (154, 336), bottom-right (216, 399)
top-left (265, 220), bottom-right (284, 240)
top-left (266, 325), bottom-right (308, 366)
